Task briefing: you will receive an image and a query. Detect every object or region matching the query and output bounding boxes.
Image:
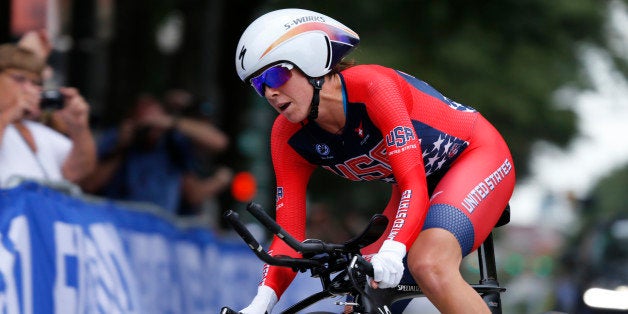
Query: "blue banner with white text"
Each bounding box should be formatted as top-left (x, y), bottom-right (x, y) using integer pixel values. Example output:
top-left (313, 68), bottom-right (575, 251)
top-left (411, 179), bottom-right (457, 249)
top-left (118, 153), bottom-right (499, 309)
top-left (0, 182), bottom-right (342, 314)
top-left (0, 182), bottom-right (264, 313)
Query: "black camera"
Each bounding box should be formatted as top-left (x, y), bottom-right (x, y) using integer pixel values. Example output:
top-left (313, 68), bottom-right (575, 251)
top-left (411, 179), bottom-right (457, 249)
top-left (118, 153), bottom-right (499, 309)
top-left (40, 90), bottom-right (64, 110)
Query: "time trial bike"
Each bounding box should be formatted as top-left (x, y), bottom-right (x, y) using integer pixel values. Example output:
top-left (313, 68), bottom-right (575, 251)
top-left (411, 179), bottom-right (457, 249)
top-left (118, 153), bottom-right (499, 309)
top-left (221, 202), bottom-right (510, 314)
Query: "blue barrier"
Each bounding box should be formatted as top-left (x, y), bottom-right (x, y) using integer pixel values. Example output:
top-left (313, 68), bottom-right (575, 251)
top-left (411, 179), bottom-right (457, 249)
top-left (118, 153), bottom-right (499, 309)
top-left (0, 182), bottom-right (341, 313)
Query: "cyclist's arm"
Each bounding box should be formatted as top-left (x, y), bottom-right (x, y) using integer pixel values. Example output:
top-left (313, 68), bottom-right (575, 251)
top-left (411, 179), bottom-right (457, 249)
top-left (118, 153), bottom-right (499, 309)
top-left (348, 67), bottom-right (431, 247)
top-left (261, 117), bottom-right (317, 298)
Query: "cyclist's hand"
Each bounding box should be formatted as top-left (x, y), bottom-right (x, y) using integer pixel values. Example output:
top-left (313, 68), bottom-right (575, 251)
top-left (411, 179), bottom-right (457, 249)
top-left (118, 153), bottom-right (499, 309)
top-left (240, 285), bottom-right (278, 314)
top-left (370, 240), bottom-right (406, 289)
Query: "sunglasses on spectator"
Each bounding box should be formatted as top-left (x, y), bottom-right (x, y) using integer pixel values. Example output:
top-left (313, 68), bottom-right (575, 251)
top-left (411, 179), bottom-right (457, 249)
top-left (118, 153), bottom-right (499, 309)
top-left (249, 63), bottom-right (293, 97)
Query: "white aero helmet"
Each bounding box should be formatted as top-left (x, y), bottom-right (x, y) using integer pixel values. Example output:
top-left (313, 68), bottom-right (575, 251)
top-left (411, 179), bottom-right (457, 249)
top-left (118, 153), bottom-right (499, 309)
top-left (235, 8), bottom-right (360, 82)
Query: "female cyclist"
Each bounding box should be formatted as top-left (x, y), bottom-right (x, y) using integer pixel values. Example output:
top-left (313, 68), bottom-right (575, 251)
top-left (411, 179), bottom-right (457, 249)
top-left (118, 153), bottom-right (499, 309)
top-left (234, 8), bottom-right (515, 314)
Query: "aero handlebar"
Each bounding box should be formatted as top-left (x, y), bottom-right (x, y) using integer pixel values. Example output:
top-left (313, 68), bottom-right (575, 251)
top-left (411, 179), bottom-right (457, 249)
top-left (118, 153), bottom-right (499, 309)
top-left (223, 209), bottom-right (321, 270)
top-left (223, 202), bottom-right (378, 273)
top-left (244, 202), bottom-right (346, 254)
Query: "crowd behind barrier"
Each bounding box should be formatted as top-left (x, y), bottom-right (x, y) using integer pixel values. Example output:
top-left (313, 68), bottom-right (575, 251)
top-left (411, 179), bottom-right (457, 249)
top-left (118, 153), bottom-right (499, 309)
top-left (0, 181), bottom-right (340, 313)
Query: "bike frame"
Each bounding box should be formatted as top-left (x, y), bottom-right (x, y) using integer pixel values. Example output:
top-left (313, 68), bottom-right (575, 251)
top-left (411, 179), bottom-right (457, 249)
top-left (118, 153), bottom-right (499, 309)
top-left (222, 202), bottom-right (510, 314)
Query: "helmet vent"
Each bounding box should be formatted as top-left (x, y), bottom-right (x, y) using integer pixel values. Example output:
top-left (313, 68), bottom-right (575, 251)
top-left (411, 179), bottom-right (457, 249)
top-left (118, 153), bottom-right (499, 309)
top-left (324, 36), bottom-right (331, 69)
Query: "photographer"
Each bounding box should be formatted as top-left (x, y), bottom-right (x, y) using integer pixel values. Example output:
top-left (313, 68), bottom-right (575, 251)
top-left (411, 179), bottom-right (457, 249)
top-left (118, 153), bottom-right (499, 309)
top-left (0, 43), bottom-right (96, 188)
top-left (81, 93), bottom-right (231, 215)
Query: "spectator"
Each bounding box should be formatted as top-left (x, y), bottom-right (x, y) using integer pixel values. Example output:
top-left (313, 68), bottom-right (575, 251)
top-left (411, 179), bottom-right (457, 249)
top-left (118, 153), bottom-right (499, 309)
top-left (81, 93), bottom-right (232, 215)
top-left (161, 88), bottom-right (234, 217)
top-left (17, 29), bottom-right (69, 133)
top-left (0, 43), bottom-right (97, 188)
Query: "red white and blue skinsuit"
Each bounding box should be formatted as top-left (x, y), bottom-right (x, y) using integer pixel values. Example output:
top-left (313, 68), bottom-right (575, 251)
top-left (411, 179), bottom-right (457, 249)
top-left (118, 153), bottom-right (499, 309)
top-left (263, 64), bottom-right (516, 298)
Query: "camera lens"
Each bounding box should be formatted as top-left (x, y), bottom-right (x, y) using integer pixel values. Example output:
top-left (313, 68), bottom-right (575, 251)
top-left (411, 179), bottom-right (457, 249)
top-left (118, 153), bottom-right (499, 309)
top-left (40, 90), bottom-right (64, 110)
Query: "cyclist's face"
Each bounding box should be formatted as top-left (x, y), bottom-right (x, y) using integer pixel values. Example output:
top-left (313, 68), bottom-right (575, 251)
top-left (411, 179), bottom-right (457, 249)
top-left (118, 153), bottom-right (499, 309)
top-left (263, 68), bottom-right (314, 123)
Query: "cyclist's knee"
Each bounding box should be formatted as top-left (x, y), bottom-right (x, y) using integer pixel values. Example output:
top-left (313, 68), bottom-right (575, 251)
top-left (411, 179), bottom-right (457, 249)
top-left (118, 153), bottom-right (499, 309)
top-left (407, 229), bottom-right (463, 293)
top-left (408, 254), bottom-right (452, 292)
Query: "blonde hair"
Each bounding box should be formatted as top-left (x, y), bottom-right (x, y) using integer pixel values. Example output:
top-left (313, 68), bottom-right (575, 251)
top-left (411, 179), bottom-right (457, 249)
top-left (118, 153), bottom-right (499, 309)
top-left (0, 44), bottom-right (46, 75)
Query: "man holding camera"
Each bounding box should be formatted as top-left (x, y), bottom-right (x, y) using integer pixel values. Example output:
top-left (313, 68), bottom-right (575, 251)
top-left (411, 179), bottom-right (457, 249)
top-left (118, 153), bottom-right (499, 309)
top-left (0, 43), bottom-right (96, 188)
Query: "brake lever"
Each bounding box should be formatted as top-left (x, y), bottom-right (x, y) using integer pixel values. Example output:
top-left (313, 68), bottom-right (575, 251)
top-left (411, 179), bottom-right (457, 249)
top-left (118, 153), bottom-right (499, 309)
top-left (349, 255), bottom-right (374, 277)
top-left (220, 307), bottom-right (239, 314)
top-left (348, 255), bottom-right (383, 313)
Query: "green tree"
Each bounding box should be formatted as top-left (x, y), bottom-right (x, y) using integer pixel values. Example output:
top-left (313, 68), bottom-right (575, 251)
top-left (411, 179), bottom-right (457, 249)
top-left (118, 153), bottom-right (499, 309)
top-left (585, 163), bottom-right (628, 222)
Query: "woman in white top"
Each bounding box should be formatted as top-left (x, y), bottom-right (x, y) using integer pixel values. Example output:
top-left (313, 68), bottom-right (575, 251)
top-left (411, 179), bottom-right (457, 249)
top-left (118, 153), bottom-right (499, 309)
top-left (0, 43), bottom-right (96, 188)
